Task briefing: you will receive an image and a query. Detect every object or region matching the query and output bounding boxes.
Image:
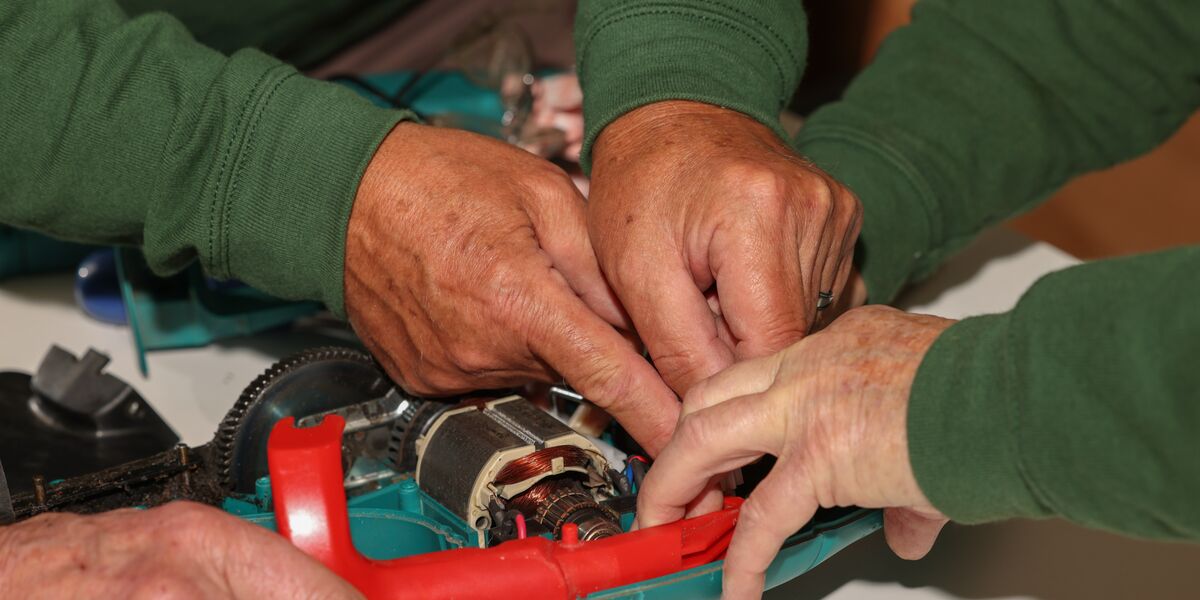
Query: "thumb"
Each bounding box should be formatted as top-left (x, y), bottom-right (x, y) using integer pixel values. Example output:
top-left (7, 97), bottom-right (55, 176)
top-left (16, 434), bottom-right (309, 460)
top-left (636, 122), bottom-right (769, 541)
top-left (883, 508), bottom-right (949, 560)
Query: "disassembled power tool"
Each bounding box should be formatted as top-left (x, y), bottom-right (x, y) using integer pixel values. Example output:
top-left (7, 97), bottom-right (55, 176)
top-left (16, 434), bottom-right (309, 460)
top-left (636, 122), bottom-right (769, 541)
top-left (0, 346), bottom-right (882, 599)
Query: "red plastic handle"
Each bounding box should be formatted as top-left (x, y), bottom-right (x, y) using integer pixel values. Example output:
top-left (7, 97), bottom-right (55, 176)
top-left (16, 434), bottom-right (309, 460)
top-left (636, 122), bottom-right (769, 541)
top-left (267, 416), bottom-right (741, 599)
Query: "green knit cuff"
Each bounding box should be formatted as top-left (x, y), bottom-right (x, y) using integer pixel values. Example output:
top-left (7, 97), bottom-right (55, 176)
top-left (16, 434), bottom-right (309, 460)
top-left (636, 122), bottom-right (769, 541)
top-left (575, 0), bottom-right (806, 173)
top-left (214, 68), bottom-right (414, 316)
top-left (907, 313), bottom-right (1048, 523)
top-left (795, 124), bottom-right (937, 304)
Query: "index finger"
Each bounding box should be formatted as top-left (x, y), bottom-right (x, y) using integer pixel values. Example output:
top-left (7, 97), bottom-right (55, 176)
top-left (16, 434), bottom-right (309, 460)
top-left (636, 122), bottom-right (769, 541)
top-left (526, 272), bottom-right (682, 455)
top-left (683, 351), bottom-right (783, 418)
top-left (635, 393), bottom-right (785, 528)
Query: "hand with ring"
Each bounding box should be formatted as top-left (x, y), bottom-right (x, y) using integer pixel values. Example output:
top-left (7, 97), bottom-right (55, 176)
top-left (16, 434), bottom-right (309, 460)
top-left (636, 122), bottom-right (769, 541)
top-left (588, 100), bottom-right (865, 394)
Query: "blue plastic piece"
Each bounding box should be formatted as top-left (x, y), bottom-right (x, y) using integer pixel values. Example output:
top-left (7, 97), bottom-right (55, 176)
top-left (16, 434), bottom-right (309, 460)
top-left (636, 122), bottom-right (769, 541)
top-left (74, 249), bottom-right (127, 325)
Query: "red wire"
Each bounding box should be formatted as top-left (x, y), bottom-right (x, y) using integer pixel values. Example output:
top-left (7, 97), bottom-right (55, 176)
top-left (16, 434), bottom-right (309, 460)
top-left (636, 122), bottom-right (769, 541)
top-left (629, 455), bottom-right (649, 464)
top-left (515, 513), bottom-right (528, 540)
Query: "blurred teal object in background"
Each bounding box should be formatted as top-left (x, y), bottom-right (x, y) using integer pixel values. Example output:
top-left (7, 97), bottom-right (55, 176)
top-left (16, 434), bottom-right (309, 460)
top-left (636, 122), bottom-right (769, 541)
top-left (0, 227), bottom-right (95, 281)
top-left (115, 249), bottom-right (320, 375)
top-left (335, 71), bottom-right (507, 126)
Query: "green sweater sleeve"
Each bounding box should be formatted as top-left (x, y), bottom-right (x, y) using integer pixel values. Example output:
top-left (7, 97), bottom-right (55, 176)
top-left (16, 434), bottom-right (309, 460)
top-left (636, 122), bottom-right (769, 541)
top-left (795, 0), bottom-right (1200, 303)
top-left (908, 246), bottom-right (1200, 541)
top-left (574, 0), bottom-right (806, 172)
top-left (0, 0), bottom-right (414, 315)
top-left (790, 1), bottom-right (1200, 539)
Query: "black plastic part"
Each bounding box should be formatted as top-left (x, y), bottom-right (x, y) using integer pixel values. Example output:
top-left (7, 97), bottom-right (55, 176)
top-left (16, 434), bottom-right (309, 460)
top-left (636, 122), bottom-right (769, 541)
top-left (417, 407), bottom-right (527, 522)
top-left (0, 458), bottom-right (13, 525)
top-left (0, 347), bottom-right (178, 496)
top-left (7, 443), bottom-right (225, 522)
top-left (629, 458), bottom-right (647, 492)
top-left (610, 468), bottom-right (632, 496)
top-left (30, 346), bottom-right (176, 442)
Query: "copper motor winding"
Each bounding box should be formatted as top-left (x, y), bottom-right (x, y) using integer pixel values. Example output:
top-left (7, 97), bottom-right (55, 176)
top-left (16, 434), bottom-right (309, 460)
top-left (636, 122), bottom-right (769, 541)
top-left (499, 446), bottom-right (621, 541)
top-left (493, 445), bottom-right (592, 485)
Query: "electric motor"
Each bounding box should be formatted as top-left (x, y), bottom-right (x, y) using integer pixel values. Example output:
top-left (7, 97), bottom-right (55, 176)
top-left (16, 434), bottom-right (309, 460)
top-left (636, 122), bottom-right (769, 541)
top-left (412, 396), bottom-right (620, 542)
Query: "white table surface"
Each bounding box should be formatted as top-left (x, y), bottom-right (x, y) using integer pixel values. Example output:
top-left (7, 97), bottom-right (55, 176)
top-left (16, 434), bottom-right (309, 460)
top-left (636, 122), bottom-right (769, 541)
top-left (2, 228), bottom-right (1197, 598)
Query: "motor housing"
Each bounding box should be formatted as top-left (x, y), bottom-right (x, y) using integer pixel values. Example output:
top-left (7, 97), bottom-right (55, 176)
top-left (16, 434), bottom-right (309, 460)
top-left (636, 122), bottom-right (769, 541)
top-left (415, 396), bottom-right (611, 537)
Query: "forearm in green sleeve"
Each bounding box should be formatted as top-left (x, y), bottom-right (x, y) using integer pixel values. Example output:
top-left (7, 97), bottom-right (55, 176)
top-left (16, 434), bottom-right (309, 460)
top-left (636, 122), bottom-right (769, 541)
top-left (907, 246), bottom-right (1200, 541)
top-left (796, 0), bottom-right (1200, 303)
top-left (575, 0), bottom-right (806, 172)
top-left (0, 0), bottom-right (414, 316)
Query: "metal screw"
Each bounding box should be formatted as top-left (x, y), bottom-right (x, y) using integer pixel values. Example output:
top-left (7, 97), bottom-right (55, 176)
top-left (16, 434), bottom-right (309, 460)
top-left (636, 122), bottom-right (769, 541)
top-left (177, 444), bottom-right (191, 491)
top-left (32, 475), bottom-right (46, 506)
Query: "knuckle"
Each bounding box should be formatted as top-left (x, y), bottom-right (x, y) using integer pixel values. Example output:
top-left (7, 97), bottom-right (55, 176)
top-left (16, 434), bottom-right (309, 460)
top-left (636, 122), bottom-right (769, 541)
top-left (838, 184), bottom-right (864, 214)
top-left (481, 268), bottom-right (543, 326)
top-left (798, 177), bottom-right (836, 217)
top-left (492, 282), bottom-right (541, 331)
top-left (604, 250), bottom-right (652, 292)
top-left (479, 255), bottom-right (520, 291)
top-left (674, 412), bottom-right (714, 450)
top-left (754, 319), bottom-right (809, 352)
top-left (719, 161), bottom-right (790, 216)
top-left (680, 380), bottom-right (708, 412)
top-left (157, 501), bottom-right (211, 523)
top-left (655, 350), bottom-right (721, 395)
top-left (447, 345), bottom-right (502, 377)
top-left (835, 188), bottom-right (864, 231)
top-left (739, 495), bottom-right (774, 528)
top-left (572, 353), bottom-right (633, 406)
top-left (399, 374), bottom-right (437, 396)
top-left (526, 167), bottom-right (577, 201)
top-left (420, 372), bottom-right (463, 394)
top-left (152, 503), bottom-right (223, 547)
top-left (843, 304), bottom-right (895, 324)
top-left (410, 365), bottom-right (464, 395)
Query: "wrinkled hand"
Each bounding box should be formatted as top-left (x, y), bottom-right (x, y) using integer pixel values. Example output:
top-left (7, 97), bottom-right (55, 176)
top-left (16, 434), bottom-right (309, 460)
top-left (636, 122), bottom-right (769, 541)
top-left (636, 306), bottom-right (955, 599)
top-left (0, 502), bottom-right (359, 599)
top-left (345, 123), bottom-right (679, 453)
top-left (589, 100), bottom-right (864, 395)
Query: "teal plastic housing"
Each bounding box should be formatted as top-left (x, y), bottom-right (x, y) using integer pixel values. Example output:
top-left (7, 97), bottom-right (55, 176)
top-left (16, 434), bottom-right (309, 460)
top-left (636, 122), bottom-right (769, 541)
top-left (114, 249), bottom-right (320, 374)
top-left (226, 475), bottom-right (881, 598)
top-left (224, 477), bottom-right (479, 555)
